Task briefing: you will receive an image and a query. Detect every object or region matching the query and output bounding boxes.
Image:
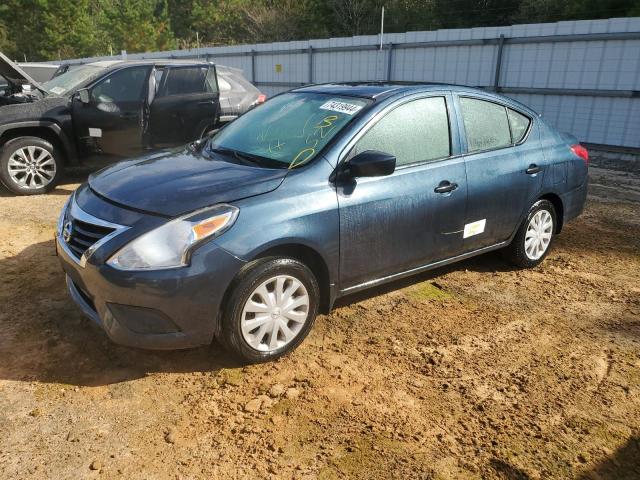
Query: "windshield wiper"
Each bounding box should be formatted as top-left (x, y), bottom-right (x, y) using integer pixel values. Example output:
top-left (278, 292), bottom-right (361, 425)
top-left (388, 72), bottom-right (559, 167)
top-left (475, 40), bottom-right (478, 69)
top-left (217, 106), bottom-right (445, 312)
top-left (208, 146), bottom-right (287, 169)
top-left (209, 147), bottom-right (260, 165)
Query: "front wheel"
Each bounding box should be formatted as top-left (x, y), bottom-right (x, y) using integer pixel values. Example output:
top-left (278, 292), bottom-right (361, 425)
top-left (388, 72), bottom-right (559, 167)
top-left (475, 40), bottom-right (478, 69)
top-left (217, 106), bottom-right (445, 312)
top-left (219, 257), bottom-right (320, 363)
top-left (0, 137), bottom-right (63, 195)
top-left (503, 199), bottom-right (557, 268)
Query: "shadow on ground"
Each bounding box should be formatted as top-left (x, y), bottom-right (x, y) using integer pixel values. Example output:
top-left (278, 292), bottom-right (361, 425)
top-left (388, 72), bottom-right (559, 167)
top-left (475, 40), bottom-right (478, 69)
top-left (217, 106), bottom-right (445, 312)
top-left (0, 237), bottom-right (518, 388)
top-left (578, 436), bottom-right (640, 480)
top-left (0, 239), bottom-right (242, 387)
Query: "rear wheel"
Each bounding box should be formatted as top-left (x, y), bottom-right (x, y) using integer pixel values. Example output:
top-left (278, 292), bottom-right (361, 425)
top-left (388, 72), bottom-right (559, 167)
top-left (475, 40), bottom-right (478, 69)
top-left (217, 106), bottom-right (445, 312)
top-left (220, 257), bottom-right (319, 363)
top-left (0, 136), bottom-right (63, 195)
top-left (503, 199), bottom-right (556, 268)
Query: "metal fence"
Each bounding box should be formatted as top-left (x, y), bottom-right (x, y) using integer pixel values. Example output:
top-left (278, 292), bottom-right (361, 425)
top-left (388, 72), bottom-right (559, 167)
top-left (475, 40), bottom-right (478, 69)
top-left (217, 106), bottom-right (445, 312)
top-left (61, 18), bottom-right (640, 150)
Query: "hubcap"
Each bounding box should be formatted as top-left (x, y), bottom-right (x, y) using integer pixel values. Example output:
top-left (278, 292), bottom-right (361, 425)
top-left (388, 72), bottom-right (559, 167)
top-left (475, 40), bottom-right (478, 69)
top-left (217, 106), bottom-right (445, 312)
top-left (7, 146), bottom-right (57, 189)
top-left (241, 275), bottom-right (310, 352)
top-left (525, 209), bottom-right (553, 260)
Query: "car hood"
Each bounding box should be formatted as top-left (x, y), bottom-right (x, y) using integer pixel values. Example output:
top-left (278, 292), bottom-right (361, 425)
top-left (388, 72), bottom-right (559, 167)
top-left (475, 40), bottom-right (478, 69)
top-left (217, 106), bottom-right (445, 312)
top-left (0, 51), bottom-right (46, 93)
top-left (88, 148), bottom-right (289, 217)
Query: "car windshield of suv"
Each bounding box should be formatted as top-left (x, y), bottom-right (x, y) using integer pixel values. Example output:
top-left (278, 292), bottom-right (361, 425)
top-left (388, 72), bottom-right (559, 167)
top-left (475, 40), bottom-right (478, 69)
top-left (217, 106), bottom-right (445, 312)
top-left (42, 65), bottom-right (105, 95)
top-left (207, 92), bottom-right (371, 169)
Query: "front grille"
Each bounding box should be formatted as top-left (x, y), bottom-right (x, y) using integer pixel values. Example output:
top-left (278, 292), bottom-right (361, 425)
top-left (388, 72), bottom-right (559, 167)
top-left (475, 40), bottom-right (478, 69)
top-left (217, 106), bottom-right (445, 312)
top-left (66, 218), bottom-right (115, 260)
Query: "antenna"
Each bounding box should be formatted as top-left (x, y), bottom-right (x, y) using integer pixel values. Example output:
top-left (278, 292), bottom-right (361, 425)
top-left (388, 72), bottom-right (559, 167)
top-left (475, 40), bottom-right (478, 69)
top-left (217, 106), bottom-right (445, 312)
top-left (380, 6), bottom-right (385, 50)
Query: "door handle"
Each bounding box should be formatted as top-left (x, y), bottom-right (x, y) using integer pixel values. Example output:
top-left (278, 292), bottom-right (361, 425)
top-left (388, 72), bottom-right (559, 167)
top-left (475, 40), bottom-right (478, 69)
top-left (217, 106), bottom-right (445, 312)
top-left (198, 100), bottom-right (215, 105)
top-left (526, 164), bottom-right (542, 175)
top-left (120, 112), bottom-right (138, 119)
top-left (434, 181), bottom-right (458, 194)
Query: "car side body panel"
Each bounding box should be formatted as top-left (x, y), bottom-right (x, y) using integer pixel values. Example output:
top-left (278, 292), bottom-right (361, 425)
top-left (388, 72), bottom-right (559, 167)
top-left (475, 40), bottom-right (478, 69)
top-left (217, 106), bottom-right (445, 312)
top-left (54, 83), bottom-right (589, 350)
top-left (212, 158), bottom-right (340, 289)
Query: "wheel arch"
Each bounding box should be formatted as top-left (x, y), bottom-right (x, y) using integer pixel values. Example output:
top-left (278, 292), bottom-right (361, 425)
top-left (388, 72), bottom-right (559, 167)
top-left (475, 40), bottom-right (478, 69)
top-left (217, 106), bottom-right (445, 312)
top-left (249, 243), bottom-right (333, 314)
top-left (538, 192), bottom-right (564, 233)
top-left (0, 122), bottom-right (76, 165)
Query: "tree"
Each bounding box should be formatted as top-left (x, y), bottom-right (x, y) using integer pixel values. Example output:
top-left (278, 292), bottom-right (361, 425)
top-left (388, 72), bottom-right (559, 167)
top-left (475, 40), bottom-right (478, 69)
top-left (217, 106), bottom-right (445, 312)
top-left (40, 0), bottom-right (101, 59)
top-left (100, 0), bottom-right (176, 54)
top-left (0, 0), bottom-right (639, 61)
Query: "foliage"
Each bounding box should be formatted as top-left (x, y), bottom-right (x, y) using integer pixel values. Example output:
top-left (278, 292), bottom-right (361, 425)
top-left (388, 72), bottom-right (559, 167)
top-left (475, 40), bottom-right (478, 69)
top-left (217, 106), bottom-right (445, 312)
top-left (0, 0), bottom-right (637, 61)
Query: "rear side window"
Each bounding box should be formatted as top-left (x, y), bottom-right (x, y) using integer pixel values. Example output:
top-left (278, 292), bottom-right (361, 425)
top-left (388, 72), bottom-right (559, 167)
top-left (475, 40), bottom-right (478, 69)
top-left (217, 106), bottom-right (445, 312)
top-left (460, 97), bottom-right (511, 152)
top-left (508, 108), bottom-right (531, 143)
top-left (353, 97), bottom-right (450, 167)
top-left (162, 67), bottom-right (207, 96)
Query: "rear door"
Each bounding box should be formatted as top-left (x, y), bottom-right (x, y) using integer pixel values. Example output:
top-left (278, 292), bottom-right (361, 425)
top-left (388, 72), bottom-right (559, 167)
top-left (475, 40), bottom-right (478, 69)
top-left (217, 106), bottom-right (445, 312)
top-left (72, 65), bottom-right (151, 157)
top-left (337, 93), bottom-right (468, 290)
top-left (148, 65), bottom-right (219, 147)
top-left (456, 95), bottom-right (543, 252)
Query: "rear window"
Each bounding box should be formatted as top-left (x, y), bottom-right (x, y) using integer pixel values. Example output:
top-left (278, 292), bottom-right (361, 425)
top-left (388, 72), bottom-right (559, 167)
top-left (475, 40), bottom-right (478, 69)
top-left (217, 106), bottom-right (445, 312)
top-left (161, 67), bottom-right (207, 96)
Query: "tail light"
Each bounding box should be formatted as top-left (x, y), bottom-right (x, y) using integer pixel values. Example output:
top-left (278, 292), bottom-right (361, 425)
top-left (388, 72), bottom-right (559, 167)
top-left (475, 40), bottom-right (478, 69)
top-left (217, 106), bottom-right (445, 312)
top-left (570, 144), bottom-right (589, 164)
top-left (257, 94), bottom-right (267, 104)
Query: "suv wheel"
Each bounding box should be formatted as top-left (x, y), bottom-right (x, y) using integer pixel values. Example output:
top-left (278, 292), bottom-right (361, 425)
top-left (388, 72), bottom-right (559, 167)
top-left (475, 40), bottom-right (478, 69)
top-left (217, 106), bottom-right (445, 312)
top-left (0, 137), bottom-right (63, 195)
top-left (504, 199), bottom-right (556, 268)
top-left (220, 257), bottom-right (319, 363)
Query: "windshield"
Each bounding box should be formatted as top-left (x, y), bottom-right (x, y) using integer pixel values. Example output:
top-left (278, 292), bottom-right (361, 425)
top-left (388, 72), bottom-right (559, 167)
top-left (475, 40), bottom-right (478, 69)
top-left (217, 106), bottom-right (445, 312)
top-left (207, 92), bottom-right (371, 168)
top-left (42, 65), bottom-right (105, 95)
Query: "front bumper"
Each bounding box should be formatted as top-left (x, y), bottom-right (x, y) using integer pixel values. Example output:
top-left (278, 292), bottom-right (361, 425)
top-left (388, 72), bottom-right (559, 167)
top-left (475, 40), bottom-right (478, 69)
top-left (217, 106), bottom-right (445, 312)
top-left (56, 202), bottom-right (246, 350)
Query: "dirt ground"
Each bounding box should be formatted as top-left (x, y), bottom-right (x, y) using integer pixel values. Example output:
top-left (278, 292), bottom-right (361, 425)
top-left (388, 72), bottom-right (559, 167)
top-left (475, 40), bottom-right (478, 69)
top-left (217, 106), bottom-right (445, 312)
top-left (0, 166), bottom-right (638, 480)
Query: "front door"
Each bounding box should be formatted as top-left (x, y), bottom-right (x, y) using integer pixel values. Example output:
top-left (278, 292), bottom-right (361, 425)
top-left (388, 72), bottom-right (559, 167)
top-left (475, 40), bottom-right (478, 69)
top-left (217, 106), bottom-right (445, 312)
top-left (456, 95), bottom-right (544, 252)
top-left (72, 65), bottom-right (150, 157)
top-left (148, 65), bottom-right (220, 147)
top-left (337, 94), bottom-right (468, 290)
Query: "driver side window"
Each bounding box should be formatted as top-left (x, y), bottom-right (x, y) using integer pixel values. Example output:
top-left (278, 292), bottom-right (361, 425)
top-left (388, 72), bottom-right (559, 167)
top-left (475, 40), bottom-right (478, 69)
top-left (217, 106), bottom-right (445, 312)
top-left (352, 97), bottom-right (451, 167)
top-left (91, 67), bottom-right (149, 103)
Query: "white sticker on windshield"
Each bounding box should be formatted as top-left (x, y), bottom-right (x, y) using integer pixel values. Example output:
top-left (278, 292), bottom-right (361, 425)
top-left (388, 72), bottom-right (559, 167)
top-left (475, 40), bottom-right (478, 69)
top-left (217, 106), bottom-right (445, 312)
top-left (49, 86), bottom-right (65, 95)
top-left (463, 219), bottom-right (486, 239)
top-left (319, 100), bottom-right (363, 116)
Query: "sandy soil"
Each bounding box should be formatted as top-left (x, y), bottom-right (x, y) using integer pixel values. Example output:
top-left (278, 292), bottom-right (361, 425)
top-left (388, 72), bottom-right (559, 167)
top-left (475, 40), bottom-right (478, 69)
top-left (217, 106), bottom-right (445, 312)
top-left (0, 167), bottom-right (638, 479)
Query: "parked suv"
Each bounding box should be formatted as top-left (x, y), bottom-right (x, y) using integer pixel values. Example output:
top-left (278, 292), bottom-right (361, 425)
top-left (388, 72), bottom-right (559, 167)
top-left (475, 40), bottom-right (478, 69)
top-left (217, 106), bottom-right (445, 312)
top-left (0, 53), bottom-right (220, 195)
top-left (56, 83), bottom-right (589, 363)
top-left (216, 65), bottom-right (265, 123)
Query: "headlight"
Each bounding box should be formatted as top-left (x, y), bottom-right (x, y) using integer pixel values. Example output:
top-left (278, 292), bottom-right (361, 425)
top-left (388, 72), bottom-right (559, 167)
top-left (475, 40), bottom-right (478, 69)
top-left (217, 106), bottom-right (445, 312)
top-left (57, 194), bottom-right (73, 236)
top-left (107, 205), bottom-right (238, 271)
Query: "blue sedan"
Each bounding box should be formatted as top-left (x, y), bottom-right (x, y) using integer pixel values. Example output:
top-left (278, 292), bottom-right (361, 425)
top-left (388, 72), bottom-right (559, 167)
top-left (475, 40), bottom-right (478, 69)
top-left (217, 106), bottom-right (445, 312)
top-left (56, 83), bottom-right (589, 362)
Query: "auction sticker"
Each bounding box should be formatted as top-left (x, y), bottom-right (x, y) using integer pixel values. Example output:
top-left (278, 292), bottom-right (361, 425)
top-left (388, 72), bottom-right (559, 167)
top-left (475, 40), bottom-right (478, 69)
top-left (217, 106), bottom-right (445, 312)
top-left (463, 219), bottom-right (486, 238)
top-left (320, 100), bottom-right (363, 115)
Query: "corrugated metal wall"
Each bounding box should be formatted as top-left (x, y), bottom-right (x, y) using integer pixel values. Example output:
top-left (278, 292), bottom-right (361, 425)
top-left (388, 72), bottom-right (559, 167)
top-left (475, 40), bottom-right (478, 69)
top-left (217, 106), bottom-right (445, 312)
top-left (62, 18), bottom-right (640, 149)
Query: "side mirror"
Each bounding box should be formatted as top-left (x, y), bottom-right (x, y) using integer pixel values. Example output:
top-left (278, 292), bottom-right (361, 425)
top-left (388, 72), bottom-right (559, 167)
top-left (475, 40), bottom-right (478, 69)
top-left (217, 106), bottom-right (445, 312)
top-left (77, 88), bottom-right (90, 104)
top-left (347, 150), bottom-right (396, 178)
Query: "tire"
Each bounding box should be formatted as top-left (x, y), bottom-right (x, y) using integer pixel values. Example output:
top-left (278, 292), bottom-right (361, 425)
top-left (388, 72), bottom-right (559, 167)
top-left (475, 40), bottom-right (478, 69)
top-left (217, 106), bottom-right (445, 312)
top-left (220, 257), bottom-right (320, 363)
top-left (0, 136), bottom-right (64, 195)
top-left (503, 199), bottom-right (557, 268)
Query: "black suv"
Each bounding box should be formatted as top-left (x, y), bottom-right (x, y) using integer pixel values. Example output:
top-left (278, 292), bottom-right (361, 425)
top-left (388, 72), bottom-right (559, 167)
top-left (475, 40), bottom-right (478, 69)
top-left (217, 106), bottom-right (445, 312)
top-left (0, 52), bottom-right (220, 195)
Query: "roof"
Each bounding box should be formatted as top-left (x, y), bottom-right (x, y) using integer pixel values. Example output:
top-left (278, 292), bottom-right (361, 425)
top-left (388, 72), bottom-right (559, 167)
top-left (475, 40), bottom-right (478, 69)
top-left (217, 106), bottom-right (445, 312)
top-left (295, 82), bottom-right (499, 99)
top-left (291, 82), bottom-right (539, 115)
top-left (85, 58), bottom-right (212, 69)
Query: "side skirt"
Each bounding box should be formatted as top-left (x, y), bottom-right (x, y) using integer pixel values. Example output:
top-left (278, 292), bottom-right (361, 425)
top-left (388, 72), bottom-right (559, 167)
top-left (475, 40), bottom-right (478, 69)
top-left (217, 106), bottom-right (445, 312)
top-left (338, 241), bottom-right (509, 296)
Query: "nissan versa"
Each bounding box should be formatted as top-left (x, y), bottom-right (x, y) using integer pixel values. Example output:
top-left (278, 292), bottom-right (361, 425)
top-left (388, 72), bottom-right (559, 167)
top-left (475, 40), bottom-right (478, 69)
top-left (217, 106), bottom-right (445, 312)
top-left (56, 83), bottom-right (588, 362)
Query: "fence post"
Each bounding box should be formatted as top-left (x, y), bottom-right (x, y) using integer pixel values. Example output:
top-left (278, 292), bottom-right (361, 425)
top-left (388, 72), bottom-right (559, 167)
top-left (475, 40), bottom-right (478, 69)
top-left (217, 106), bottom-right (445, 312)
top-left (308, 46), bottom-right (314, 84)
top-left (387, 43), bottom-right (394, 81)
top-left (250, 49), bottom-right (256, 84)
top-left (493, 34), bottom-right (505, 92)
